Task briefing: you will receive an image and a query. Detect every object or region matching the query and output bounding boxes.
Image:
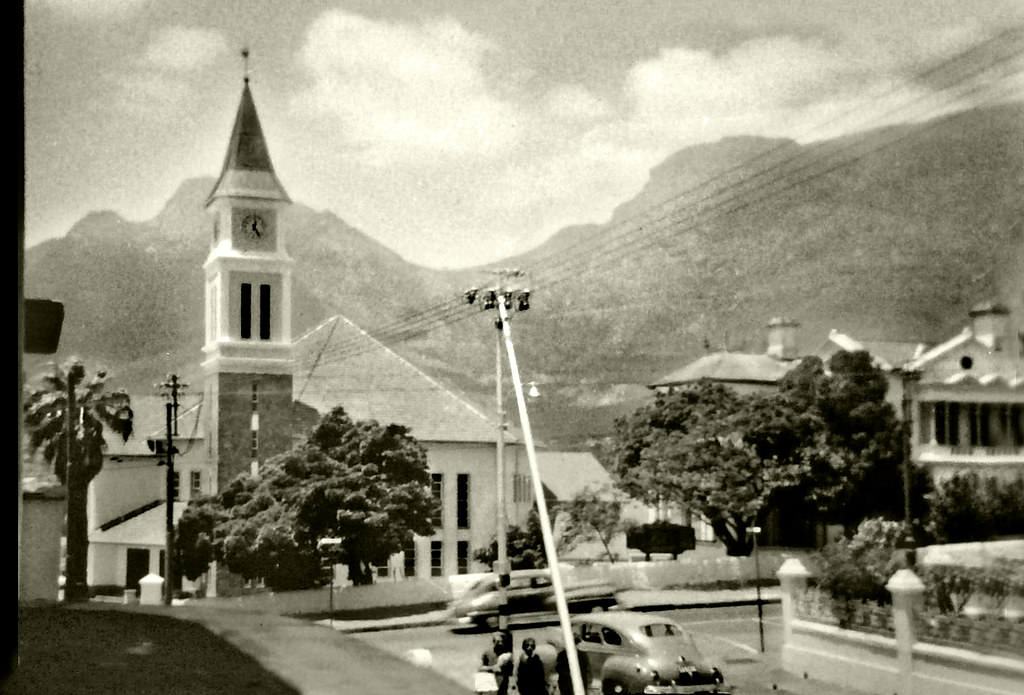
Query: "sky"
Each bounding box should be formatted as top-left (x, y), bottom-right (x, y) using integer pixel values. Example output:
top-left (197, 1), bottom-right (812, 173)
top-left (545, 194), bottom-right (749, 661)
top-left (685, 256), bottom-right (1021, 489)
top-left (24, 0), bottom-right (1024, 269)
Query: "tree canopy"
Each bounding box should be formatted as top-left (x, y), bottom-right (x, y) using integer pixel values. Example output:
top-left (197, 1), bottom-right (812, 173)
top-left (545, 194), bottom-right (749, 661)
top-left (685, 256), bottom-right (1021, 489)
top-left (176, 406), bottom-right (438, 588)
top-left (557, 486), bottom-right (627, 563)
top-left (608, 351), bottom-right (917, 555)
top-left (474, 509), bottom-right (548, 570)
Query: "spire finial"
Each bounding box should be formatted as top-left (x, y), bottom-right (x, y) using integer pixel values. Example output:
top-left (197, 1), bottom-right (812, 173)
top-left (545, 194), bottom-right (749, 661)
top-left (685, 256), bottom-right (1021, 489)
top-left (241, 47), bottom-right (250, 84)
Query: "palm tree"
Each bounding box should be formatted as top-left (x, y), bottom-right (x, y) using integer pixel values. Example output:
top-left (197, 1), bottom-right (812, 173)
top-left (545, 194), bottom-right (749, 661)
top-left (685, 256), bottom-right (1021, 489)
top-left (23, 358), bottom-right (133, 601)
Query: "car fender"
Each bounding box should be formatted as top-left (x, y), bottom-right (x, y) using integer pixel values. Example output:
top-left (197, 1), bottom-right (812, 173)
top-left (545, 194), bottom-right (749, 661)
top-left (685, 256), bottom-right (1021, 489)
top-left (600, 653), bottom-right (647, 691)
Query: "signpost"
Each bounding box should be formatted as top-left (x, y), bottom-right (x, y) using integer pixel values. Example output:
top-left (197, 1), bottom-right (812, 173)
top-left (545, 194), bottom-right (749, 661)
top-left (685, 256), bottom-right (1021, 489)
top-left (746, 526), bottom-right (764, 652)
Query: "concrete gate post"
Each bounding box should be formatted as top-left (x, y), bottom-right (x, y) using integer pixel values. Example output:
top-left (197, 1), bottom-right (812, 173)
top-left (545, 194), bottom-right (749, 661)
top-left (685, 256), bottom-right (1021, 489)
top-left (777, 558), bottom-right (811, 644)
top-left (886, 568), bottom-right (926, 695)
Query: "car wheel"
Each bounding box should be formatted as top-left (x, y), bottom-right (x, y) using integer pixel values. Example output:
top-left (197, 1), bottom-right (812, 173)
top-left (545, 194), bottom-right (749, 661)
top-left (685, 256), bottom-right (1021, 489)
top-left (601, 679), bottom-right (627, 695)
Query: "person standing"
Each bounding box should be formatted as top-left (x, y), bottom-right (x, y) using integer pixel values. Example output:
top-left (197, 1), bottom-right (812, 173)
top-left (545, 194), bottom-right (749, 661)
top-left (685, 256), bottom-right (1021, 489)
top-left (479, 630), bottom-right (514, 695)
top-left (515, 638), bottom-right (547, 695)
top-left (555, 633), bottom-right (589, 695)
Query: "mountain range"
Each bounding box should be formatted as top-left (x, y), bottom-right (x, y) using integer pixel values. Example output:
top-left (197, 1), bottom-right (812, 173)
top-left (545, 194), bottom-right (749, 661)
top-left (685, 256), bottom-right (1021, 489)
top-left (24, 102), bottom-right (1024, 448)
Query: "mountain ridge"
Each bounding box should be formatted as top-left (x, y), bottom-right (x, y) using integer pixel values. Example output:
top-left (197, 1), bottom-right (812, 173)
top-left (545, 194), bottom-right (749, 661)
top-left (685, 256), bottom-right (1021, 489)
top-left (24, 102), bottom-right (1024, 447)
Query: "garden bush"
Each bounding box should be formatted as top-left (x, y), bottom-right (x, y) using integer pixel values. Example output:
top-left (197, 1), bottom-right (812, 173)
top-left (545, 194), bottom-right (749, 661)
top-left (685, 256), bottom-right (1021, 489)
top-left (921, 558), bottom-right (1024, 615)
top-left (926, 473), bottom-right (1024, 543)
top-left (815, 517), bottom-right (905, 604)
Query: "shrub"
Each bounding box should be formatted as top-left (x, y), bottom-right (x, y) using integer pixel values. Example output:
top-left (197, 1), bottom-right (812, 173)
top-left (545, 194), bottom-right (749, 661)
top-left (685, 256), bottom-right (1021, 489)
top-left (922, 558), bottom-right (1024, 615)
top-left (815, 517), bottom-right (904, 604)
top-left (926, 473), bottom-right (1024, 543)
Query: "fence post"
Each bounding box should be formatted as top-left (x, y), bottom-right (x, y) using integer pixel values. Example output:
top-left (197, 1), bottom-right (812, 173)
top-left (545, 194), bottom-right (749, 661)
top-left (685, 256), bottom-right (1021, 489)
top-left (777, 558), bottom-right (811, 644)
top-left (886, 568), bottom-right (925, 695)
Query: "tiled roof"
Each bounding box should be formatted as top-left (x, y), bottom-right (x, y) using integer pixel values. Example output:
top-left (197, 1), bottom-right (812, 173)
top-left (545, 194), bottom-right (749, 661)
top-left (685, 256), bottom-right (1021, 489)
top-left (819, 330), bottom-right (929, 371)
top-left (650, 351), bottom-right (797, 387)
top-left (293, 315), bottom-right (507, 444)
top-left (89, 501), bottom-right (188, 545)
top-left (104, 395), bottom-right (204, 458)
top-left (535, 451), bottom-right (612, 501)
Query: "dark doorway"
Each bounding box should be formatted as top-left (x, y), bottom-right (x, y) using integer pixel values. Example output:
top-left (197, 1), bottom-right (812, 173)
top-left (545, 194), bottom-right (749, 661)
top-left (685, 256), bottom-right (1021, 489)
top-left (125, 548), bottom-right (149, 593)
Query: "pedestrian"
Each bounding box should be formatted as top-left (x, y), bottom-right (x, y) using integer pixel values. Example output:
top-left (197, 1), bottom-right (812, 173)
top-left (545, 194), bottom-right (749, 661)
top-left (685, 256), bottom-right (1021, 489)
top-left (515, 637), bottom-right (547, 695)
top-left (478, 630), bottom-right (514, 695)
top-left (555, 633), bottom-right (589, 695)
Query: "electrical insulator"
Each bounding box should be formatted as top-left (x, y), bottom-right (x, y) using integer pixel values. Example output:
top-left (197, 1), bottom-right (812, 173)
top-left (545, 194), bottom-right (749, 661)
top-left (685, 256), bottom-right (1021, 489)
top-left (494, 318), bottom-right (503, 330)
top-left (464, 288), bottom-right (478, 305)
top-left (483, 290), bottom-right (497, 310)
top-left (503, 294), bottom-right (513, 311)
top-left (517, 291), bottom-right (530, 312)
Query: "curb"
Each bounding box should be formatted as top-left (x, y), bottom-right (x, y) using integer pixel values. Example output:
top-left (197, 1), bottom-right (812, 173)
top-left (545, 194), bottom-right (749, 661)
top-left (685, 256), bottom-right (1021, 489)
top-left (330, 597), bottom-right (782, 634)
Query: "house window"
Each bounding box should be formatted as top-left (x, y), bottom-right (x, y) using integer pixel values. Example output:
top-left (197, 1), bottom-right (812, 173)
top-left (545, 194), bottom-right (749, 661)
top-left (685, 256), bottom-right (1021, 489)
top-left (969, 404), bottom-right (980, 446)
top-left (934, 402), bottom-right (961, 446)
top-left (171, 471), bottom-right (180, 501)
top-left (430, 541), bottom-right (443, 577)
top-left (403, 541), bottom-right (416, 578)
top-left (431, 473), bottom-right (443, 527)
top-left (377, 564), bottom-right (390, 578)
top-left (457, 540), bottom-right (469, 575)
top-left (240, 283), bottom-right (252, 339)
top-left (457, 473), bottom-right (470, 529)
top-left (190, 470), bottom-right (202, 496)
top-left (259, 284), bottom-right (271, 340)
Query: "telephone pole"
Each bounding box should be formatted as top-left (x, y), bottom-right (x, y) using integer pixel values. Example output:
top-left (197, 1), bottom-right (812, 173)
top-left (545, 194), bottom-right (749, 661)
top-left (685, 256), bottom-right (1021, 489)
top-left (158, 374), bottom-right (186, 605)
top-left (464, 269), bottom-right (530, 632)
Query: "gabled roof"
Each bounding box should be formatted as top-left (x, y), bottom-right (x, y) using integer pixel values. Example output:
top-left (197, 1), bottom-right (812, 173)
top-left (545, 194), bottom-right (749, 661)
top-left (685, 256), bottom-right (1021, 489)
top-left (904, 327), bottom-right (974, 372)
top-left (535, 451), bottom-right (612, 501)
top-left (819, 330), bottom-right (929, 371)
top-left (89, 501), bottom-right (188, 545)
top-left (206, 81), bottom-right (290, 206)
top-left (293, 315), bottom-right (509, 444)
top-left (650, 351), bottom-right (797, 388)
top-left (104, 395), bottom-right (204, 458)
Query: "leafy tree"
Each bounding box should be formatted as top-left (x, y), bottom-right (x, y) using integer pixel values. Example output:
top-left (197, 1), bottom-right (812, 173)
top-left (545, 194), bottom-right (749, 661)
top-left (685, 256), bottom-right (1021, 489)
top-left (815, 517), bottom-right (904, 615)
top-left (177, 406), bottom-right (438, 588)
top-left (475, 509), bottom-right (548, 570)
top-left (926, 472), bottom-right (1024, 543)
top-left (23, 358), bottom-right (133, 601)
top-left (610, 380), bottom-right (813, 555)
top-left (558, 486), bottom-right (626, 563)
top-left (779, 352), bottom-right (930, 528)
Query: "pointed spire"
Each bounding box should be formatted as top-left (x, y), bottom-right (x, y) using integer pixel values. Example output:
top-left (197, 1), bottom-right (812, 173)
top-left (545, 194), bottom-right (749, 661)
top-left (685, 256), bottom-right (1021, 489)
top-left (206, 56), bottom-right (290, 207)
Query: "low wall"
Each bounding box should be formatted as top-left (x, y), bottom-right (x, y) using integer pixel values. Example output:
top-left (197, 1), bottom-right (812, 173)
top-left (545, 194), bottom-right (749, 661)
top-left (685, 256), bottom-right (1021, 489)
top-left (778, 556), bottom-right (1024, 695)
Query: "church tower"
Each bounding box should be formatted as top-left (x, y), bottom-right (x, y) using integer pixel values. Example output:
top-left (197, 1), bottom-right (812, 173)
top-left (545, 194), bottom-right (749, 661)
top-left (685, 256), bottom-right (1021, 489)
top-left (203, 74), bottom-right (294, 498)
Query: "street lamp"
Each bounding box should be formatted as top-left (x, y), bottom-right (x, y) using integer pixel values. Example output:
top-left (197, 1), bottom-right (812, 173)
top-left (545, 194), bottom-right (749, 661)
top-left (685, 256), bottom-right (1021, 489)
top-left (746, 526), bottom-right (765, 653)
top-left (898, 368), bottom-right (921, 569)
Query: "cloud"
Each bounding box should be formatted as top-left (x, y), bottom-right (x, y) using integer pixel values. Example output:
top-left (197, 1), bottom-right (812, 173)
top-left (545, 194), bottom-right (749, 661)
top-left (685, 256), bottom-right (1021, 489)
top-left (141, 26), bottom-right (228, 72)
top-left (294, 10), bottom-right (523, 162)
top-left (544, 85), bottom-right (610, 122)
top-left (29, 0), bottom-right (147, 19)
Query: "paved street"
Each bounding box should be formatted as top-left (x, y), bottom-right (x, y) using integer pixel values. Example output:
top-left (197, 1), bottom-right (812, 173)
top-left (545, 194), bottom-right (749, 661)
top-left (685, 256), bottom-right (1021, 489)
top-left (353, 605), bottom-right (811, 694)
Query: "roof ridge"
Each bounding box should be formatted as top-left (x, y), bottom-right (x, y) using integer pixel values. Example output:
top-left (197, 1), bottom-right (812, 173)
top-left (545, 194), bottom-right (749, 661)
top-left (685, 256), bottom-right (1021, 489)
top-left (296, 313), bottom-right (500, 434)
top-left (98, 499), bottom-right (163, 531)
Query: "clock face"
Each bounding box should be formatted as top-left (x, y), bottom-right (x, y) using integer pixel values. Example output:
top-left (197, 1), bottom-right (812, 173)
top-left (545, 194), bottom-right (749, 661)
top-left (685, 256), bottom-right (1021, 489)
top-left (241, 214), bottom-right (265, 240)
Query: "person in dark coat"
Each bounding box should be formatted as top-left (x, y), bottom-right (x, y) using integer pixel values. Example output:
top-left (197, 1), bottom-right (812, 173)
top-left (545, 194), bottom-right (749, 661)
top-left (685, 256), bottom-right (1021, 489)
top-left (555, 633), bottom-right (590, 695)
top-left (480, 630), bottom-right (514, 695)
top-left (516, 637), bottom-right (548, 695)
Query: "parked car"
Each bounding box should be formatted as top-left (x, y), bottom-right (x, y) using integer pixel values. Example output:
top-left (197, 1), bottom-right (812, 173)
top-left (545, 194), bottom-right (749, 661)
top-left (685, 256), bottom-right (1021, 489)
top-left (451, 569), bottom-right (618, 629)
top-left (539, 612), bottom-right (731, 695)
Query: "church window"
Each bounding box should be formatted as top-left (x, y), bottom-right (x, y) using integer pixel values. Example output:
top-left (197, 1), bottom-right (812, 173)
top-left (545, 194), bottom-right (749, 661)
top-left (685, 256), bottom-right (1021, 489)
top-left (259, 284), bottom-right (271, 340)
top-left (431, 541), bottom-right (443, 577)
top-left (240, 283), bottom-right (252, 339)
top-left (457, 473), bottom-right (470, 529)
top-left (431, 473), bottom-right (443, 527)
top-left (190, 470), bottom-right (202, 496)
top-left (457, 541), bottom-right (469, 575)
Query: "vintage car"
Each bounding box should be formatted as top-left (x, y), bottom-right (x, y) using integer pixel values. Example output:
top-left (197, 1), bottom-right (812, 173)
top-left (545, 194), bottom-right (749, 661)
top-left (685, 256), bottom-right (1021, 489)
top-left (450, 568), bottom-right (618, 629)
top-left (540, 612), bottom-right (731, 695)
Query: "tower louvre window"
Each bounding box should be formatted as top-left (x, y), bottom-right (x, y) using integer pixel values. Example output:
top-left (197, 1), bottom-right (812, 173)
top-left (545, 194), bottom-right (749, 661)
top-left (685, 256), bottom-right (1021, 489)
top-left (259, 284), bottom-right (271, 340)
top-left (240, 283), bottom-right (252, 339)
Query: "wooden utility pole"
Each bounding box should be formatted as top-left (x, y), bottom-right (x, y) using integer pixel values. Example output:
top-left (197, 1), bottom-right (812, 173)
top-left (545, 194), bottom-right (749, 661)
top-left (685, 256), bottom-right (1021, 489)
top-left (159, 374), bottom-right (185, 605)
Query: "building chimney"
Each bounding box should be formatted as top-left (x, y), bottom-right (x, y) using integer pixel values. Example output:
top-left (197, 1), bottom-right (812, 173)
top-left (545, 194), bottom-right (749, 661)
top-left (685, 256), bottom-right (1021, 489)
top-left (766, 317), bottom-right (800, 360)
top-left (968, 300), bottom-right (1010, 351)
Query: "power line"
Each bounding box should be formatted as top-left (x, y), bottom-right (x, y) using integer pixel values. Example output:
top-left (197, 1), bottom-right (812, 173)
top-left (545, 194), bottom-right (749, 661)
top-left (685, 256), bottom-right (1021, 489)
top-left (296, 29), bottom-right (1024, 367)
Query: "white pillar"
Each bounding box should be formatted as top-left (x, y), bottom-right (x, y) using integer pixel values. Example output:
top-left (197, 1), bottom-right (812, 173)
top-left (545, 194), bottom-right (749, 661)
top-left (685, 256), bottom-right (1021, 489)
top-left (886, 568), bottom-right (926, 695)
top-left (777, 558), bottom-right (811, 644)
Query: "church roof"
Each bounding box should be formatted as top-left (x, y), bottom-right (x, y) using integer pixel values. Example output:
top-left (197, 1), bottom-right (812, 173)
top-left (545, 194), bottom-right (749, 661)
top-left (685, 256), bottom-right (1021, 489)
top-left (534, 451), bottom-right (612, 501)
top-left (650, 351), bottom-right (797, 388)
top-left (206, 81), bottom-right (290, 206)
top-left (293, 315), bottom-right (510, 444)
